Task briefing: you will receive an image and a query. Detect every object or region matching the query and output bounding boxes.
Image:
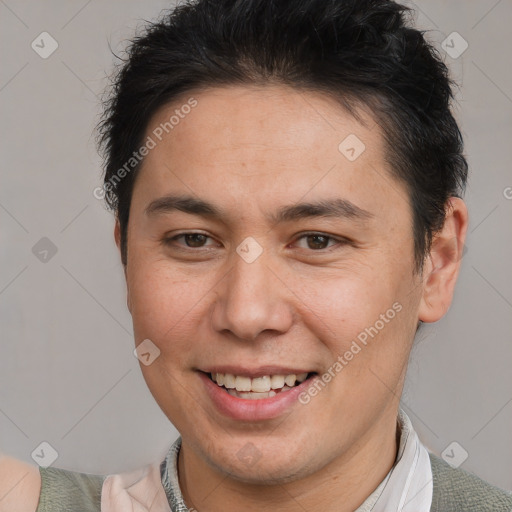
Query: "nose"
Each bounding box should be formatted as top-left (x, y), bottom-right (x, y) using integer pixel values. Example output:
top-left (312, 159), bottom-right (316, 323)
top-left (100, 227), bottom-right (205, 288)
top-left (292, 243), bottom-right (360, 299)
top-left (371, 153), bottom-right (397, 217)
top-left (210, 249), bottom-right (294, 342)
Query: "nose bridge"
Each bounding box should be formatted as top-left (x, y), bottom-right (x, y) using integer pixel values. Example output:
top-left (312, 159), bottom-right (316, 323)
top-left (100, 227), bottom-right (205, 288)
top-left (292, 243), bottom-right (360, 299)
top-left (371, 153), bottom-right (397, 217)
top-left (210, 243), bottom-right (293, 341)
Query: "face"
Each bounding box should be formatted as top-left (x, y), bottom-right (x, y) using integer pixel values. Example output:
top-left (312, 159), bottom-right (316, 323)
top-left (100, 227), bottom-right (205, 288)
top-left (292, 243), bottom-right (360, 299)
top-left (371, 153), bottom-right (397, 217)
top-left (121, 85), bottom-right (426, 483)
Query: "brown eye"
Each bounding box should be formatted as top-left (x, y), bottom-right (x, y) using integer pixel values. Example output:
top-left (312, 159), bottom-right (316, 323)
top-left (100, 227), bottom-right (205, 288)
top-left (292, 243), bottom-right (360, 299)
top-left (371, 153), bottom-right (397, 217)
top-left (293, 233), bottom-right (340, 251)
top-left (163, 232), bottom-right (218, 249)
top-left (306, 234), bottom-right (330, 250)
top-left (183, 233), bottom-right (208, 247)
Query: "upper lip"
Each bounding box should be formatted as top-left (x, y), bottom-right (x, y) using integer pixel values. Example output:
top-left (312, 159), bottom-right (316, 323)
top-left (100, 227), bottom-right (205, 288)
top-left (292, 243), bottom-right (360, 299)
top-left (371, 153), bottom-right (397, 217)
top-left (200, 366), bottom-right (315, 378)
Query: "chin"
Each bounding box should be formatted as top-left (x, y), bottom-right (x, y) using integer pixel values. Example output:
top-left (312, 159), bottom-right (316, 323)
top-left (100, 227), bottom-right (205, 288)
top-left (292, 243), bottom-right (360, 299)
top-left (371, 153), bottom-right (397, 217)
top-left (205, 438), bottom-right (323, 485)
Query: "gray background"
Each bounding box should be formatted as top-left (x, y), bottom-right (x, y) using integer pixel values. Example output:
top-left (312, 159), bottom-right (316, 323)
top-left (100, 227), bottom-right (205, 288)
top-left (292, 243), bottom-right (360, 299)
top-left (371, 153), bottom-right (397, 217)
top-left (1, 0), bottom-right (511, 491)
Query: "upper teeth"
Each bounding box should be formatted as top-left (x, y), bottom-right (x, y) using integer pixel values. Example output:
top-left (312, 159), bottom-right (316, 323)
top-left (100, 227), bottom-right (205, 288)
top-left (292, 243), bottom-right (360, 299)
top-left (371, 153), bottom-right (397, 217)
top-left (211, 372), bottom-right (308, 392)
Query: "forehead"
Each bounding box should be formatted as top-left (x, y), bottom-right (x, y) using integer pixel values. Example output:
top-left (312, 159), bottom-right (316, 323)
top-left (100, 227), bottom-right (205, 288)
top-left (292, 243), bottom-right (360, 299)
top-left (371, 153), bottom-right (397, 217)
top-left (132, 85), bottom-right (408, 224)
top-left (145, 85), bottom-right (379, 161)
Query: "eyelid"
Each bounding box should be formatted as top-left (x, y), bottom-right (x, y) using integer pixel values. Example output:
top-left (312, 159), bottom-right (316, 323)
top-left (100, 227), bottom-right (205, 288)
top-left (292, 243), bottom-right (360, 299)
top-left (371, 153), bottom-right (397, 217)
top-left (162, 231), bottom-right (221, 249)
top-left (162, 230), bottom-right (349, 251)
top-left (290, 231), bottom-right (347, 250)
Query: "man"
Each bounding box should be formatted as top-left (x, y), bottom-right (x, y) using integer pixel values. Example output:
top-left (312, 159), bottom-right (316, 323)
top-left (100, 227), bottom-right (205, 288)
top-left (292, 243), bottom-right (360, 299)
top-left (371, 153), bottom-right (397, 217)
top-left (1, 0), bottom-right (511, 510)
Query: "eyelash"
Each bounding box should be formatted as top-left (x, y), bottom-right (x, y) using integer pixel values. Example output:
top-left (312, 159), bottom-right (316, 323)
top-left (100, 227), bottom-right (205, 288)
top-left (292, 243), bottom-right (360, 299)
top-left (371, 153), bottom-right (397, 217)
top-left (162, 231), bottom-right (347, 252)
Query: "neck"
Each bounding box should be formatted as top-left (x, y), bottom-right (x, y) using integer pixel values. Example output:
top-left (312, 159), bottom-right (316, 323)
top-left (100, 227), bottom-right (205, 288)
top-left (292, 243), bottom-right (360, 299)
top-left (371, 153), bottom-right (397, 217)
top-left (178, 409), bottom-right (400, 512)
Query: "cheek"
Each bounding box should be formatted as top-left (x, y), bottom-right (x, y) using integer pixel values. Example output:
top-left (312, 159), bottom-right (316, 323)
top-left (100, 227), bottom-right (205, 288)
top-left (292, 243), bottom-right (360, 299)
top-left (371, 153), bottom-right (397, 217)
top-left (127, 258), bottom-right (213, 350)
top-left (291, 267), bottom-right (415, 395)
top-left (289, 269), bottom-right (395, 345)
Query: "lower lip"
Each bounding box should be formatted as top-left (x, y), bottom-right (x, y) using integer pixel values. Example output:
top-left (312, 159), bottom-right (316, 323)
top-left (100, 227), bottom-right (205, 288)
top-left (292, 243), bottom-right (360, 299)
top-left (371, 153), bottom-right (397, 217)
top-left (199, 372), bottom-right (316, 421)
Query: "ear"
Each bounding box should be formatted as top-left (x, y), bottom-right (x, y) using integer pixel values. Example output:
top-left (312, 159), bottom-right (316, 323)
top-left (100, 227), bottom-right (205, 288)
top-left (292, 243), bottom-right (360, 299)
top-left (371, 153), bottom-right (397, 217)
top-left (114, 217), bottom-right (122, 252)
top-left (114, 218), bottom-right (126, 272)
top-left (418, 197), bottom-right (468, 323)
top-left (114, 218), bottom-right (132, 313)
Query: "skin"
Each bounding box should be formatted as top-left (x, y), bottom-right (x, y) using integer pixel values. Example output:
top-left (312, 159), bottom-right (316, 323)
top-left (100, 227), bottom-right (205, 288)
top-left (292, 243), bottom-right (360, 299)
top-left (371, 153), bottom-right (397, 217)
top-left (114, 85), bottom-right (468, 512)
top-left (0, 456), bottom-right (40, 511)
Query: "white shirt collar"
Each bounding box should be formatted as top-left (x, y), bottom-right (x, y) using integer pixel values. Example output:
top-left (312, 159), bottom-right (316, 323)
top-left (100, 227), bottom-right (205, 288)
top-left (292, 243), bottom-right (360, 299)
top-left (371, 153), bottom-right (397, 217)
top-left (355, 408), bottom-right (433, 512)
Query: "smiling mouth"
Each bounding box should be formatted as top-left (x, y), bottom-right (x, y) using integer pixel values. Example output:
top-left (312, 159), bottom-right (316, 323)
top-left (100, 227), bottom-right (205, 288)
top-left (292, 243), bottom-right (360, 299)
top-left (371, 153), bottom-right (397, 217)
top-left (207, 372), bottom-right (316, 400)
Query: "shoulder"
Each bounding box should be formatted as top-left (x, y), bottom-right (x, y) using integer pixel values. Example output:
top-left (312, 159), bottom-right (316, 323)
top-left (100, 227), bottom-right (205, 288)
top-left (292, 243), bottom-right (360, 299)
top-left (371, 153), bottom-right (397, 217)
top-left (1, 454), bottom-right (172, 512)
top-left (0, 453), bottom-right (105, 512)
top-left (0, 455), bottom-right (41, 512)
top-left (429, 452), bottom-right (512, 512)
top-left (37, 465), bottom-right (104, 511)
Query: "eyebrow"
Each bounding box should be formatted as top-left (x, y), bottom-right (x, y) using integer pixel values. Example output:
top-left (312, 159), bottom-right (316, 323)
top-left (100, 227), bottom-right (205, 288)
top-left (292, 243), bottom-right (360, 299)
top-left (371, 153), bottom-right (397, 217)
top-left (145, 194), bottom-right (373, 224)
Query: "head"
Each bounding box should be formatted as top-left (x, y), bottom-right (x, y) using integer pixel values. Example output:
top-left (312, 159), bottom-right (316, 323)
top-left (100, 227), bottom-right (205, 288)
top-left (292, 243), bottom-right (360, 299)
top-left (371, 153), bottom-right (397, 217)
top-left (98, 0), bottom-right (468, 484)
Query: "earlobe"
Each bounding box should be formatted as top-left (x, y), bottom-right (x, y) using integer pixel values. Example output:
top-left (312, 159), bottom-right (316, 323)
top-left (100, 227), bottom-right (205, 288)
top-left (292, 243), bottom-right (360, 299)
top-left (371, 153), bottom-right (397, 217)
top-left (114, 218), bottom-right (122, 251)
top-left (418, 197), bottom-right (468, 323)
